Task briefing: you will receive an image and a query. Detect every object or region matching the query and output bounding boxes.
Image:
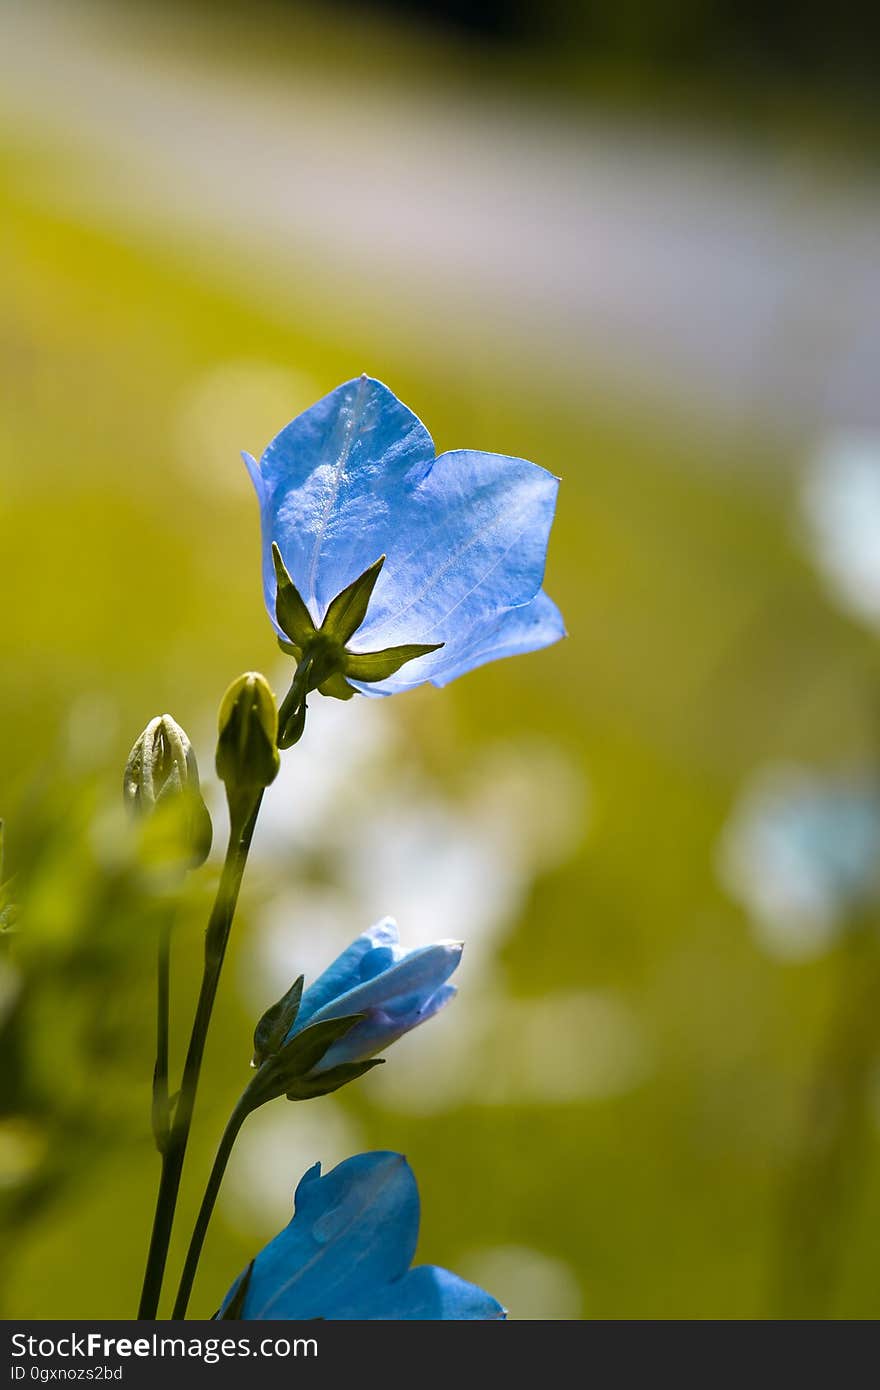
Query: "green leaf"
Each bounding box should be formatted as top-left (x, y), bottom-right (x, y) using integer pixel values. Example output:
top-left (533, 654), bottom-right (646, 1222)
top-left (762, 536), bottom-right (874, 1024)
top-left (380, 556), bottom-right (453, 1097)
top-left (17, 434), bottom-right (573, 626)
top-left (272, 543), bottom-right (316, 647)
top-left (286, 1058), bottom-right (384, 1101)
top-left (253, 976), bottom-right (304, 1067)
top-left (320, 554), bottom-right (385, 644)
top-left (318, 671), bottom-right (357, 701)
top-left (215, 1261), bottom-right (254, 1320)
top-left (344, 642), bottom-right (443, 682)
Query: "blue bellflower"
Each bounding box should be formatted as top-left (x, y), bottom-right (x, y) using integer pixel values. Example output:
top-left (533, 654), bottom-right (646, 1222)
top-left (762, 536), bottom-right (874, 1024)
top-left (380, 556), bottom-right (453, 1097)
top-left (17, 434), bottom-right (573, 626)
top-left (219, 1151), bottom-right (506, 1319)
top-left (287, 918), bottom-right (460, 1073)
top-left (244, 375), bottom-right (564, 698)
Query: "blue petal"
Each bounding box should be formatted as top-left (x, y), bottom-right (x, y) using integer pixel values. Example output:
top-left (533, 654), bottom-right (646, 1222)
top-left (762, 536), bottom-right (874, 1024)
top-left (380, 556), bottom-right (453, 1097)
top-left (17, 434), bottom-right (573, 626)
top-left (349, 447), bottom-right (559, 656)
top-left (249, 377), bottom-right (435, 624)
top-left (328, 1265), bottom-right (507, 1320)
top-left (315, 984), bottom-right (458, 1070)
top-left (223, 1152), bottom-right (420, 1320)
top-left (294, 919), bottom-right (400, 1031)
top-left (299, 942), bottom-right (462, 1032)
top-left (351, 589), bottom-right (566, 696)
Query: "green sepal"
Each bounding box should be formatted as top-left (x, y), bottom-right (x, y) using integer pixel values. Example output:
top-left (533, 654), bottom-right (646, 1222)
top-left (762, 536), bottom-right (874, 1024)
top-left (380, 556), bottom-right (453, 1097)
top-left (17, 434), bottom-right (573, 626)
top-left (214, 1261), bottom-right (255, 1320)
top-left (179, 793), bottom-right (214, 871)
top-left (271, 550), bottom-right (444, 734)
top-left (321, 555), bottom-right (385, 644)
top-left (246, 1014), bottom-right (363, 1106)
top-left (344, 642), bottom-right (443, 682)
top-left (286, 1058), bottom-right (384, 1101)
top-left (318, 671), bottom-right (357, 701)
top-left (270, 1014), bottom-right (361, 1079)
top-left (252, 976), bottom-right (304, 1067)
top-left (272, 543), bottom-right (316, 647)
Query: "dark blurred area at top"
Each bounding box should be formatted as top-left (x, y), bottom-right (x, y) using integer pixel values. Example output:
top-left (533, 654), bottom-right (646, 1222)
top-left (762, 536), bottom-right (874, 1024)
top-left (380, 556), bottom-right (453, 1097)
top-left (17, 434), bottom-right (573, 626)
top-left (279, 0), bottom-right (879, 94)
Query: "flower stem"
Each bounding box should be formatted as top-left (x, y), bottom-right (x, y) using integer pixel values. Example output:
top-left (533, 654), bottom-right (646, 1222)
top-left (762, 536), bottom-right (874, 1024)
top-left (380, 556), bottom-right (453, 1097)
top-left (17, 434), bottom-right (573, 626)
top-left (151, 918), bottom-right (172, 1151)
top-left (138, 795), bottom-right (263, 1319)
top-left (172, 1094), bottom-right (252, 1318)
top-left (277, 655), bottom-right (316, 749)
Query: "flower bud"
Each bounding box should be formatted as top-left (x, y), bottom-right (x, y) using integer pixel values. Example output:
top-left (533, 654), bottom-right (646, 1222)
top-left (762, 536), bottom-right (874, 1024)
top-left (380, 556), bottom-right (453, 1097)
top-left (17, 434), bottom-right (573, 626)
top-left (123, 715), bottom-right (212, 867)
top-left (215, 673), bottom-right (280, 811)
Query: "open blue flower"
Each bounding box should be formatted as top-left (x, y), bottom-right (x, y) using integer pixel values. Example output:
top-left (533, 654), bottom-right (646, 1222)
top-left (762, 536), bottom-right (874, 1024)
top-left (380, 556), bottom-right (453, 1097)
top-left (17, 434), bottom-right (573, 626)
top-left (244, 375), bottom-right (564, 699)
top-left (287, 917), bottom-right (460, 1073)
top-left (219, 1151), bottom-right (506, 1320)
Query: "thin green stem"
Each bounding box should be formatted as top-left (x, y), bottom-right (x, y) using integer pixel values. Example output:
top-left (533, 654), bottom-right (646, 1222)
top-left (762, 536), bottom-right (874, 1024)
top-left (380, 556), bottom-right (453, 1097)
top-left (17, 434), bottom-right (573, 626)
top-left (138, 795), bottom-right (263, 1319)
top-left (277, 654), bottom-right (316, 749)
top-left (172, 1095), bottom-right (252, 1319)
top-left (151, 918), bottom-right (172, 1151)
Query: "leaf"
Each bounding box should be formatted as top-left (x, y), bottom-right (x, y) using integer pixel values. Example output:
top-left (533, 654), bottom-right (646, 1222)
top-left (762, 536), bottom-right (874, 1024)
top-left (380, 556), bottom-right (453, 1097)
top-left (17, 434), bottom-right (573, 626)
top-left (272, 543), bottom-right (316, 647)
top-left (215, 1261), bottom-right (255, 1320)
top-left (253, 976), bottom-right (304, 1067)
top-left (321, 554), bottom-right (385, 644)
top-left (344, 642), bottom-right (443, 682)
top-left (286, 1058), bottom-right (384, 1101)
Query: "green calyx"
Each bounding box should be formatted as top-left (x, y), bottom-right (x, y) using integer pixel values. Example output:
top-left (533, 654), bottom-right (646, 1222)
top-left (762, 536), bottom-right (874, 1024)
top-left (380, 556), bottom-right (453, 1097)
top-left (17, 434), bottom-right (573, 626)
top-left (252, 975), bottom-right (304, 1068)
top-left (271, 543), bottom-right (443, 748)
top-left (243, 1010), bottom-right (383, 1108)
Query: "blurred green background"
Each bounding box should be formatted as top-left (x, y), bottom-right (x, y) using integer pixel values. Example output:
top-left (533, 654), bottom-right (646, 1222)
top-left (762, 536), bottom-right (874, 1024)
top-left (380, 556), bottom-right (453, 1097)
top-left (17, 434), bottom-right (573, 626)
top-left (3, 0), bottom-right (880, 1320)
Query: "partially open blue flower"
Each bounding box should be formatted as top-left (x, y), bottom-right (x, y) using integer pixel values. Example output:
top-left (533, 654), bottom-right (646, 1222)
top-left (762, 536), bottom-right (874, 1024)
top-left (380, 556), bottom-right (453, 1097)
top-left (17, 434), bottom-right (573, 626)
top-left (287, 918), bottom-right (460, 1073)
top-left (244, 375), bottom-right (564, 698)
top-left (219, 1151), bottom-right (506, 1319)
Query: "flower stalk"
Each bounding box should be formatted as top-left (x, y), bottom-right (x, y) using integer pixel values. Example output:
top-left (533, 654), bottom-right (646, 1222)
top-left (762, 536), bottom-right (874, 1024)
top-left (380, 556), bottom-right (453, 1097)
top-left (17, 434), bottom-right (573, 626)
top-left (138, 795), bottom-right (262, 1318)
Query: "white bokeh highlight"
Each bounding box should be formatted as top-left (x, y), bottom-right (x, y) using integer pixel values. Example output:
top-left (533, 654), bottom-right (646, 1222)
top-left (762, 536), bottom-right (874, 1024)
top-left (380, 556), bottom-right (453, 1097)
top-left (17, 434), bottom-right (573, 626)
top-left (461, 1245), bottom-right (583, 1320)
top-left (718, 763), bottom-right (880, 960)
top-left (801, 432), bottom-right (880, 626)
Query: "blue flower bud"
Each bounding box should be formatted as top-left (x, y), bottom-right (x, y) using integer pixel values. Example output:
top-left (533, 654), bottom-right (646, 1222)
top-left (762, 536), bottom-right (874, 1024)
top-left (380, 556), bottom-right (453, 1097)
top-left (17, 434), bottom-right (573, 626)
top-left (243, 920), bottom-right (461, 1106)
top-left (285, 918), bottom-right (461, 1074)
